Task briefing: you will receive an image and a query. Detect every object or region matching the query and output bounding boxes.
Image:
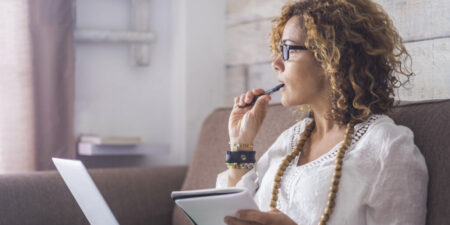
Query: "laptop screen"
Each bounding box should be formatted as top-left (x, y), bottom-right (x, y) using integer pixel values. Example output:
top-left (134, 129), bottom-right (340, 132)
top-left (52, 158), bottom-right (119, 225)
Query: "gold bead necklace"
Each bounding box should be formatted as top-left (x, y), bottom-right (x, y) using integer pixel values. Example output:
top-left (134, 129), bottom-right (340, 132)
top-left (270, 119), bottom-right (356, 225)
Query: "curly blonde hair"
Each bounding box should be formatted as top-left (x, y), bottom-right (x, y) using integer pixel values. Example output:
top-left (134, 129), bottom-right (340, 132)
top-left (270, 0), bottom-right (413, 124)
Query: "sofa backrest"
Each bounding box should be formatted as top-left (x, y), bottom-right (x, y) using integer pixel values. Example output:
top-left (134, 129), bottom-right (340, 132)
top-left (173, 99), bottom-right (450, 225)
top-left (0, 166), bottom-right (187, 225)
top-left (391, 99), bottom-right (450, 225)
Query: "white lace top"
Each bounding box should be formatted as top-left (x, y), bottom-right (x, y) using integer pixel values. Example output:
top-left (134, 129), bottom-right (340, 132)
top-left (216, 114), bottom-right (428, 225)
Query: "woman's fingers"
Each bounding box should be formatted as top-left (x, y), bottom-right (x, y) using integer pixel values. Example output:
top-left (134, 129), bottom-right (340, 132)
top-left (236, 210), bottom-right (272, 224)
top-left (232, 209), bottom-right (297, 225)
top-left (245, 89), bottom-right (266, 104)
top-left (234, 96), bottom-right (244, 109)
top-left (244, 91), bottom-right (255, 104)
top-left (234, 88), bottom-right (265, 107)
top-left (252, 88), bottom-right (265, 96)
top-left (224, 216), bottom-right (262, 225)
top-left (240, 93), bottom-right (248, 106)
top-left (236, 93), bottom-right (244, 107)
top-left (251, 95), bottom-right (270, 120)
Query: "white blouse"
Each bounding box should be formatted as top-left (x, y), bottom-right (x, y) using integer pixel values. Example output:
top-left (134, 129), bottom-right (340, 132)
top-left (216, 114), bottom-right (428, 225)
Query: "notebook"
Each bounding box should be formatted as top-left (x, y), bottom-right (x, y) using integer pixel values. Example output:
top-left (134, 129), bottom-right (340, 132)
top-left (171, 187), bottom-right (259, 225)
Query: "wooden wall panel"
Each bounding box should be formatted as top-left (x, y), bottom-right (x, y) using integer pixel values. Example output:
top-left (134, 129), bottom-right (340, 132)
top-left (377, 0), bottom-right (450, 42)
top-left (227, 37), bottom-right (450, 106)
top-left (226, 0), bottom-right (450, 42)
top-left (399, 38), bottom-right (450, 100)
top-left (225, 0), bottom-right (450, 103)
top-left (226, 21), bottom-right (272, 66)
top-left (225, 66), bottom-right (247, 105)
top-left (226, 0), bottom-right (288, 26)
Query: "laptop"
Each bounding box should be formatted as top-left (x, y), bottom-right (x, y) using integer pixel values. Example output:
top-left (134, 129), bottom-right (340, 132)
top-left (52, 157), bottom-right (120, 225)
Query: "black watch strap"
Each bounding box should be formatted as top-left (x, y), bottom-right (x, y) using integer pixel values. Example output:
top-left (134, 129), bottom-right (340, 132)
top-left (226, 151), bottom-right (256, 163)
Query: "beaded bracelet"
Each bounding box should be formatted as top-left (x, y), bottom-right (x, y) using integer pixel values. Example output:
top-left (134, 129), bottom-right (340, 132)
top-left (229, 142), bottom-right (254, 151)
top-left (228, 142), bottom-right (254, 148)
top-left (226, 162), bottom-right (255, 170)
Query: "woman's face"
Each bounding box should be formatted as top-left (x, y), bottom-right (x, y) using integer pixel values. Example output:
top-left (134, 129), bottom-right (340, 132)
top-left (273, 16), bottom-right (329, 107)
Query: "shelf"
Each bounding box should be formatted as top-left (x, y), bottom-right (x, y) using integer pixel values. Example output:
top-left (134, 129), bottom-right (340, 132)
top-left (77, 142), bottom-right (169, 156)
top-left (74, 29), bottom-right (156, 44)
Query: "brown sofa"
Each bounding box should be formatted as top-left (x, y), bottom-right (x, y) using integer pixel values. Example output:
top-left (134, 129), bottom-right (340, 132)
top-left (0, 99), bottom-right (449, 225)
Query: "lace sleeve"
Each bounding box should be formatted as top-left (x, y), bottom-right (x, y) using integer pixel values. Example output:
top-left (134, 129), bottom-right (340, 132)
top-left (366, 123), bottom-right (428, 225)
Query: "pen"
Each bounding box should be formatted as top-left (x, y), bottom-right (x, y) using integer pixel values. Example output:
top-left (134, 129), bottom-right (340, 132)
top-left (238, 83), bottom-right (285, 108)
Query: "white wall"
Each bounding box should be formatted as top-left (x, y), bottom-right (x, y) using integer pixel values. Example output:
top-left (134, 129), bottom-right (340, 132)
top-left (170, 0), bottom-right (227, 165)
top-left (75, 0), bottom-right (225, 167)
top-left (185, 0), bottom-right (226, 163)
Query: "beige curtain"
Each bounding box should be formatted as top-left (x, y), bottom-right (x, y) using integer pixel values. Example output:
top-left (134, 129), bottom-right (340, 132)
top-left (0, 0), bottom-right (75, 173)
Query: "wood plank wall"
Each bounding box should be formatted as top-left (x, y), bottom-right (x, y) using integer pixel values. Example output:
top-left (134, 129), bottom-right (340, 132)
top-left (224, 0), bottom-right (450, 106)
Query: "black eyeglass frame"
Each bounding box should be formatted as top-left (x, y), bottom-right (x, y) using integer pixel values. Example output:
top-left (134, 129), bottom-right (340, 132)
top-left (279, 44), bottom-right (308, 61)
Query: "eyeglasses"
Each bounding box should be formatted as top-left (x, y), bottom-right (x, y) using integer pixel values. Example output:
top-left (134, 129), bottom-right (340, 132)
top-left (279, 44), bottom-right (308, 61)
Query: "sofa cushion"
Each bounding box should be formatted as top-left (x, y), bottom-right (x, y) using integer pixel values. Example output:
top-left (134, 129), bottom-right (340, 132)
top-left (173, 99), bottom-right (450, 225)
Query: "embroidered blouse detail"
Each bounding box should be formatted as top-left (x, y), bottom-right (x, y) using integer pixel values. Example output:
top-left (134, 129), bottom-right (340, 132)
top-left (216, 114), bottom-right (428, 225)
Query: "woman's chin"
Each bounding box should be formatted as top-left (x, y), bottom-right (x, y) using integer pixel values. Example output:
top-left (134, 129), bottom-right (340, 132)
top-left (281, 96), bottom-right (304, 107)
top-left (280, 98), bottom-right (292, 107)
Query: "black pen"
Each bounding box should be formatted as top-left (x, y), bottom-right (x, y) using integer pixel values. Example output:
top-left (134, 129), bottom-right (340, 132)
top-left (238, 83), bottom-right (285, 108)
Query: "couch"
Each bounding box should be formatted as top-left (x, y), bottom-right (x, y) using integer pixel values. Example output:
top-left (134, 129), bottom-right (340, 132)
top-left (0, 99), bottom-right (449, 225)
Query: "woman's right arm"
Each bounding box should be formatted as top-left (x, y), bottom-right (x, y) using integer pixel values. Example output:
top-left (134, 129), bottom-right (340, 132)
top-left (225, 88), bottom-right (271, 187)
top-left (227, 168), bottom-right (251, 187)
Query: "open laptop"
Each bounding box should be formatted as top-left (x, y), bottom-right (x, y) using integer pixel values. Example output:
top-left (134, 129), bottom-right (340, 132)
top-left (52, 157), bottom-right (120, 225)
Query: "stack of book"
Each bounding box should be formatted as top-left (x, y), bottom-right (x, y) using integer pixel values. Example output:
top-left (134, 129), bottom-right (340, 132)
top-left (78, 135), bottom-right (144, 156)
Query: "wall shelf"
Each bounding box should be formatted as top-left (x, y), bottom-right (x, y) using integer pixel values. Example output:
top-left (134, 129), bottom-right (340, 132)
top-left (77, 142), bottom-right (169, 156)
top-left (75, 29), bottom-right (156, 44)
top-left (74, 0), bottom-right (155, 66)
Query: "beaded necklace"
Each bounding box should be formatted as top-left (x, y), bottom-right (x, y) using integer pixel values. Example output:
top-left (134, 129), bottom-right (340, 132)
top-left (270, 119), bottom-right (356, 225)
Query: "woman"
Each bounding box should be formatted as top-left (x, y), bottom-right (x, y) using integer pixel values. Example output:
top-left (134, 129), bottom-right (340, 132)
top-left (217, 0), bottom-right (428, 224)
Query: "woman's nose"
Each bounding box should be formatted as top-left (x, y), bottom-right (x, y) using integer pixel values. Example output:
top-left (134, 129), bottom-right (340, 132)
top-left (272, 54), bottom-right (284, 72)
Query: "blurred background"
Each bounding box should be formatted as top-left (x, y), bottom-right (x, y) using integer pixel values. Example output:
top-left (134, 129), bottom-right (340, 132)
top-left (0, 0), bottom-right (448, 173)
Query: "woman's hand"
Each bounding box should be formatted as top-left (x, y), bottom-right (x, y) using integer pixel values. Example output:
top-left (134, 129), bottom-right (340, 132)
top-left (229, 89), bottom-right (271, 146)
top-left (224, 209), bottom-right (297, 225)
